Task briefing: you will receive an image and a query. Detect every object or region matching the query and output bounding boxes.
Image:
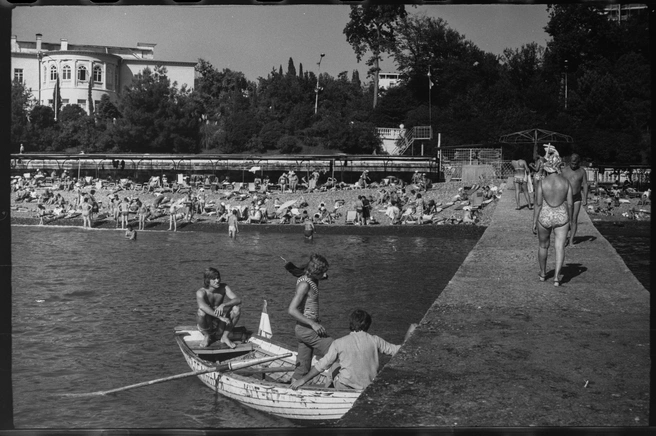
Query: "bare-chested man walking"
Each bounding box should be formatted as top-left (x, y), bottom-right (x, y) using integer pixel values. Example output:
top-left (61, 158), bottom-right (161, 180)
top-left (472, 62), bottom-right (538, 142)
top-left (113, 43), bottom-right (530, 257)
top-left (561, 153), bottom-right (588, 246)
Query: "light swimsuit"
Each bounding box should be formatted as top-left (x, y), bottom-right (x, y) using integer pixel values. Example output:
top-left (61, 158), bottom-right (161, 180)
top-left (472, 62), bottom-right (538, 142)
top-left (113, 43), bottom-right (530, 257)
top-left (538, 202), bottom-right (569, 228)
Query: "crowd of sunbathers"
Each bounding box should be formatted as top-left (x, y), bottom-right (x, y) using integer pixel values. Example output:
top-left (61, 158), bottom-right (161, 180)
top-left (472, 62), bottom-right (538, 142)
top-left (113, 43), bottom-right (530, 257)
top-left (12, 167), bottom-right (504, 228)
top-left (379, 183), bottom-right (501, 226)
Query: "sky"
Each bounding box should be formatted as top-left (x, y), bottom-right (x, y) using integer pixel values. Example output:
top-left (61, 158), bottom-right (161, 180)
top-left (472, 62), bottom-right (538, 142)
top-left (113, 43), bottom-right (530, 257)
top-left (11, 4), bottom-right (551, 83)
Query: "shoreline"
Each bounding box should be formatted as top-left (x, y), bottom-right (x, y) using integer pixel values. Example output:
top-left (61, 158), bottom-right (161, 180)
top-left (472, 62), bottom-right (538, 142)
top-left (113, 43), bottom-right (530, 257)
top-left (9, 215), bottom-right (489, 238)
top-left (10, 180), bottom-right (501, 229)
top-left (10, 179), bottom-right (649, 233)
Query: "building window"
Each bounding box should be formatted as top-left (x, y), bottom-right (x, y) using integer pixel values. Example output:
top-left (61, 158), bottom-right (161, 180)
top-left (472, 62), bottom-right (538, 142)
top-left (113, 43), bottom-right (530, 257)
top-left (14, 68), bottom-right (23, 83)
top-left (93, 65), bottom-right (103, 83)
top-left (78, 65), bottom-right (88, 82)
top-left (95, 100), bottom-right (100, 109)
top-left (77, 99), bottom-right (86, 108)
top-left (107, 65), bottom-right (114, 87)
top-left (43, 66), bottom-right (46, 83)
top-left (50, 65), bottom-right (58, 81)
top-left (62, 65), bottom-right (71, 80)
top-left (62, 99), bottom-right (69, 105)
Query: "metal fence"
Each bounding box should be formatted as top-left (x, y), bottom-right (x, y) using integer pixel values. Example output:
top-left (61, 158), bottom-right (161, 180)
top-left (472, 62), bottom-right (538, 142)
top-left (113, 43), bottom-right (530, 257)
top-left (439, 147), bottom-right (510, 182)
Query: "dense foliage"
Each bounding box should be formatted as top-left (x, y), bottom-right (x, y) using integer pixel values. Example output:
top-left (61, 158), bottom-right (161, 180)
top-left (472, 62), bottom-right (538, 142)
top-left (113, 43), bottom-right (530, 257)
top-left (11, 5), bottom-right (650, 165)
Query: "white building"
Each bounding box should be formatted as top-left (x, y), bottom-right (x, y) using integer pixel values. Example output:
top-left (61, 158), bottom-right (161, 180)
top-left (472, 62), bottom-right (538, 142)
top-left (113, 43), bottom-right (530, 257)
top-left (602, 4), bottom-right (648, 22)
top-left (10, 33), bottom-right (197, 115)
top-left (378, 72), bottom-right (400, 90)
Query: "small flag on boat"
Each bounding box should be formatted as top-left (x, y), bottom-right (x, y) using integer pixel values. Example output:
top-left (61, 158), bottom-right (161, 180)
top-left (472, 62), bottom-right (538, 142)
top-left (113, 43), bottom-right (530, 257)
top-left (258, 300), bottom-right (272, 339)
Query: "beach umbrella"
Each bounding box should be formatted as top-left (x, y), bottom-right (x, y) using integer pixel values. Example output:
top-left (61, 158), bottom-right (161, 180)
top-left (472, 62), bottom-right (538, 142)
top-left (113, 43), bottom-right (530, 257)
top-left (276, 199), bottom-right (297, 213)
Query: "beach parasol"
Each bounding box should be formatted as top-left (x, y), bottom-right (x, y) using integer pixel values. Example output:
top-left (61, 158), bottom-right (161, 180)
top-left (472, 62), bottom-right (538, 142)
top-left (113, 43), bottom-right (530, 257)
top-left (276, 199), bottom-right (297, 213)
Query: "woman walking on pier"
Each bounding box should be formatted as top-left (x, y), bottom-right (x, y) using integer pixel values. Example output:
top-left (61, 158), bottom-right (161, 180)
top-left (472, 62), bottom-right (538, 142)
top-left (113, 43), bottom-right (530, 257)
top-left (533, 157), bottom-right (572, 286)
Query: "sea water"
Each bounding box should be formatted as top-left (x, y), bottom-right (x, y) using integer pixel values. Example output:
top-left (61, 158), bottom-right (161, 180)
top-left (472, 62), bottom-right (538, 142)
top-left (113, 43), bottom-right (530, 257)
top-left (10, 225), bottom-right (482, 428)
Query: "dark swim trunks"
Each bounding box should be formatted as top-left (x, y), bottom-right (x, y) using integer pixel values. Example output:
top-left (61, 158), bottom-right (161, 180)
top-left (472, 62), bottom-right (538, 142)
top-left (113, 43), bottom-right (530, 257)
top-left (572, 192), bottom-right (582, 202)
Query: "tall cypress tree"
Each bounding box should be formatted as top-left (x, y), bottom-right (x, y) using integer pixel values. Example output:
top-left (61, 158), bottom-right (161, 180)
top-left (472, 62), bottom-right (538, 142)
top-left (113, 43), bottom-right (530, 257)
top-left (88, 63), bottom-right (94, 115)
top-left (52, 76), bottom-right (61, 120)
top-left (287, 57), bottom-right (296, 77)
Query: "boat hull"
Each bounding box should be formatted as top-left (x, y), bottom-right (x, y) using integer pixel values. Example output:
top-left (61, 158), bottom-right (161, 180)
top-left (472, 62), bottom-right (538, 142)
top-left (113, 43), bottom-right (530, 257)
top-left (174, 327), bottom-right (361, 421)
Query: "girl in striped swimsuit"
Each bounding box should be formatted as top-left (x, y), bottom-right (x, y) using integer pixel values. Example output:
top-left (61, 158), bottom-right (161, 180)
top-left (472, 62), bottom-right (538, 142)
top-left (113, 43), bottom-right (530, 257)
top-left (287, 254), bottom-right (333, 381)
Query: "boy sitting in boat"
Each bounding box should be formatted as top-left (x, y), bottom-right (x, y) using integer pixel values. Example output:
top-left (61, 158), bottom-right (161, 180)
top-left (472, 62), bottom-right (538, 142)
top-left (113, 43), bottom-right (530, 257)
top-left (196, 267), bottom-right (242, 349)
top-left (290, 309), bottom-right (416, 391)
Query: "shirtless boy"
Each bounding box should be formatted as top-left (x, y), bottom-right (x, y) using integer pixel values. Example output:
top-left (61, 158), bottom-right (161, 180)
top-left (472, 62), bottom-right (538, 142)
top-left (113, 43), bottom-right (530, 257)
top-left (196, 267), bottom-right (242, 348)
top-left (80, 197), bottom-right (92, 228)
top-left (560, 153), bottom-right (588, 246)
top-left (227, 209), bottom-right (239, 238)
top-left (303, 216), bottom-right (315, 240)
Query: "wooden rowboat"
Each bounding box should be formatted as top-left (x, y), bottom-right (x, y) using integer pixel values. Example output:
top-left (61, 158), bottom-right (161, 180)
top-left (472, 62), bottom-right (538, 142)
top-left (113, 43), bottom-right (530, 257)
top-left (174, 304), bottom-right (362, 421)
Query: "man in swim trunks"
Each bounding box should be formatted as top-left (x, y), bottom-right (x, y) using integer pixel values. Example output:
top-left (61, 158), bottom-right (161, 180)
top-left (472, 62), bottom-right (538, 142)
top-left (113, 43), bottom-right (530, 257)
top-left (227, 209), bottom-right (239, 238)
top-left (196, 267), bottom-right (242, 348)
top-left (532, 158), bottom-right (573, 287)
top-left (80, 197), bottom-right (92, 228)
top-left (119, 197), bottom-right (130, 229)
top-left (560, 153), bottom-right (588, 246)
top-left (303, 216), bottom-right (315, 240)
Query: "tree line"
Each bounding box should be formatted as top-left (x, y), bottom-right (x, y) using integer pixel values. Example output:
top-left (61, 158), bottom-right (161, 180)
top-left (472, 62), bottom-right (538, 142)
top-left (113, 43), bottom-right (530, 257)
top-left (11, 4), bottom-right (650, 165)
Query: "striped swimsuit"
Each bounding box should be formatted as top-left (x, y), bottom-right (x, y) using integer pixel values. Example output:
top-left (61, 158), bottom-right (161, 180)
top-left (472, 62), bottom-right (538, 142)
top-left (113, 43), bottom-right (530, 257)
top-left (296, 275), bottom-right (320, 323)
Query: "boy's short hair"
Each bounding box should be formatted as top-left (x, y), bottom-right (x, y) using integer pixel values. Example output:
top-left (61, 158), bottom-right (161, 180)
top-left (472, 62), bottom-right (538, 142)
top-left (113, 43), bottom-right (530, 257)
top-left (204, 267), bottom-right (220, 287)
top-left (349, 309), bottom-right (372, 332)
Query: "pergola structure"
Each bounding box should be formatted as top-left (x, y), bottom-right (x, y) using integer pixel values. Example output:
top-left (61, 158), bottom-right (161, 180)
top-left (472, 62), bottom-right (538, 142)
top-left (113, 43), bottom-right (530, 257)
top-left (499, 128), bottom-right (574, 160)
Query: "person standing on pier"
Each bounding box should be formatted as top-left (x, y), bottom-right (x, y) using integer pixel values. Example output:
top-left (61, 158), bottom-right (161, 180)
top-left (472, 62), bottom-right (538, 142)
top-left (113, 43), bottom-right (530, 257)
top-left (560, 153), bottom-right (589, 247)
top-left (533, 157), bottom-right (572, 287)
top-left (511, 158), bottom-right (533, 210)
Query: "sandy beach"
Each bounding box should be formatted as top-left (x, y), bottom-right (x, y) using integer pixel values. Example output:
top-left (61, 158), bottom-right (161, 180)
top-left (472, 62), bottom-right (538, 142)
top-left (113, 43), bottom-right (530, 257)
top-left (10, 180), bottom-right (502, 229)
top-left (9, 178), bottom-right (650, 230)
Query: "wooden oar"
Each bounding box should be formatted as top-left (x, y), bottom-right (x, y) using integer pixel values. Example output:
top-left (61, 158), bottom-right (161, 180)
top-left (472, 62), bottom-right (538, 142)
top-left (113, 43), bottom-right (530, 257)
top-left (59, 353), bottom-right (291, 398)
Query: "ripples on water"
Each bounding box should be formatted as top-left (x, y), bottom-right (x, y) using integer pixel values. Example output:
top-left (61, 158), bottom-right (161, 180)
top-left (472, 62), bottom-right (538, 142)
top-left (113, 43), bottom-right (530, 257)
top-left (11, 225), bottom-right (482, 428)
top-left (592, 221), bottom-right (650, 290)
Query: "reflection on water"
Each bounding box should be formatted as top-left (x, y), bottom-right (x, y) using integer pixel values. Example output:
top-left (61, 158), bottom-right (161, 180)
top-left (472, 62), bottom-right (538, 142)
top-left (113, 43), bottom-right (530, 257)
top-left (11, 225), bottom-right (482, 428)
top-left (592, 221), bottom-right (650, 290)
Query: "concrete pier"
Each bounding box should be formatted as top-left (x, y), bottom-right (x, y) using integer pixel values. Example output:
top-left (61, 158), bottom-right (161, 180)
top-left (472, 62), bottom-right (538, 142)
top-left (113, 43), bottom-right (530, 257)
top-left (341, 190), bottom-right (650, 427)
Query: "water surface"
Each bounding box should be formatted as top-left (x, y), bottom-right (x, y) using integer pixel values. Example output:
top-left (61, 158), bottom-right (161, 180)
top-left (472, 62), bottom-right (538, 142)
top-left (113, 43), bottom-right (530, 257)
top-left (11, 225), bottom-right (481, 428)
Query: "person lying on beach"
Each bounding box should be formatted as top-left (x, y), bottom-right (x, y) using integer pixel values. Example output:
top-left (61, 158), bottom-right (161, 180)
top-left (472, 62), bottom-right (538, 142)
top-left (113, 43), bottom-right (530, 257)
top-left (196, 267), bottom-right (242, 349)
top-left (291, 309), bottom-right (416, 391)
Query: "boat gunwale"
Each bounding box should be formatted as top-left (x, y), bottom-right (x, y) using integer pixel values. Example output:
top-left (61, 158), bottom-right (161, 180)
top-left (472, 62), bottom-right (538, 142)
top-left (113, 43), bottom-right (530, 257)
top-left (174, 330), bottom-right (361, 395)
